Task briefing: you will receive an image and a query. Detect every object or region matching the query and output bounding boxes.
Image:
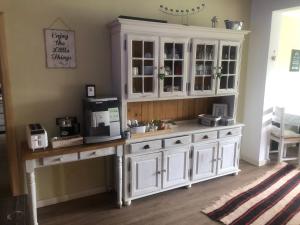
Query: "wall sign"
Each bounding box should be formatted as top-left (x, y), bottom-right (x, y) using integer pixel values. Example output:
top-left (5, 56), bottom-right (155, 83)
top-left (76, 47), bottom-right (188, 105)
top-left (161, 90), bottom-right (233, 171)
top-left (44, 29), bottom-right (76, 68)
top-left (290, 49), bottom-right (300, 72)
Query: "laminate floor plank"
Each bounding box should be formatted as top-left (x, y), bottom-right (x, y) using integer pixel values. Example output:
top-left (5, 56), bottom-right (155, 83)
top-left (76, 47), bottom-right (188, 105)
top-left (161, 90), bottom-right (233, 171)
top-left (38, 161), bottom-right (277, 225)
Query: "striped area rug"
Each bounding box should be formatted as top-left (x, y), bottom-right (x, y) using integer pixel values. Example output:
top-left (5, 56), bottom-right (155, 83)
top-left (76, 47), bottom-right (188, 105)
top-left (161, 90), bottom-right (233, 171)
top-left (202, 163), bottom-right (300, 225)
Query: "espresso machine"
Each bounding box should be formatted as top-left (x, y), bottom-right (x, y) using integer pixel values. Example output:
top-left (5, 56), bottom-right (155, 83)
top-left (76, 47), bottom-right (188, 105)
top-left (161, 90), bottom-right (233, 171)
top-left (56, 116), bottom-right (80, 137)
top-left (83, 97), bottom-right (121, 143)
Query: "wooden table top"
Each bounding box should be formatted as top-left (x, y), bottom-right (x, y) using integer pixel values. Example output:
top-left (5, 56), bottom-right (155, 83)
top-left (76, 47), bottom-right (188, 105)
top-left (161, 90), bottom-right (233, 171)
top-left (22, 138), bottom-right (125, 160)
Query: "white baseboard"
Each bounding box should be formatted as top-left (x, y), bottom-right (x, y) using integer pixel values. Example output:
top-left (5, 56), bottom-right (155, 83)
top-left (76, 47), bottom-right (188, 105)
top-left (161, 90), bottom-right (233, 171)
top-left (37, 186), bottom-right (107, 208)
top-left (241, 155), bottom-right (266, 167)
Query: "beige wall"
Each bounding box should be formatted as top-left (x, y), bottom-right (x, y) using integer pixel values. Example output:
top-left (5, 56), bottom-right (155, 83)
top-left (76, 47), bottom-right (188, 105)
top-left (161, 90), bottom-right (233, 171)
top-left (0, 0), bottom-right (251, 201)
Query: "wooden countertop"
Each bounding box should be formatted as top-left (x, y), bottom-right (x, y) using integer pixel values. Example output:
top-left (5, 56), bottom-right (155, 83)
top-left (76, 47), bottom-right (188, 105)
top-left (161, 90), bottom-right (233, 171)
top-left (126, 120), bottom-right (244, 144)
top-left (22, 138), bottom-right (125, 160)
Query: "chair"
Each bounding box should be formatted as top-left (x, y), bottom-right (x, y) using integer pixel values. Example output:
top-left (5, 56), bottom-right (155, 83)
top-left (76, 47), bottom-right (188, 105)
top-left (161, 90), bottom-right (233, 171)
top-left (266, 106), bottom-right (300, 164)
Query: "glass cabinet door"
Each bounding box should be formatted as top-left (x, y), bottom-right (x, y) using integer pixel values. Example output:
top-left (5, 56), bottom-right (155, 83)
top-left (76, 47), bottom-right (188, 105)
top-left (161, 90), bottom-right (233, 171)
top-left (127, 35), bottom-right (159, 99)
top-left (190, 39), bottom-right (218, 96)
top-left (159, 37), bottom-right (189, 97)
top-left (217, 41), bottom-right (240, 94)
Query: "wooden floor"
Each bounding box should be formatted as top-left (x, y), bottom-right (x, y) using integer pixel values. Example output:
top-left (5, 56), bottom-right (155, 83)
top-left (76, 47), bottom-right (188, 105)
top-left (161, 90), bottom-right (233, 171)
top-left (38, 161), bottom-right (276, 225)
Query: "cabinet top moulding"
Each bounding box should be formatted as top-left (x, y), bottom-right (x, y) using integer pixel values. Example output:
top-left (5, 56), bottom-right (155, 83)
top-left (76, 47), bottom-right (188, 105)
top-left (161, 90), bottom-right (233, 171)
top-left (109, 18), bottom-right (250, 41)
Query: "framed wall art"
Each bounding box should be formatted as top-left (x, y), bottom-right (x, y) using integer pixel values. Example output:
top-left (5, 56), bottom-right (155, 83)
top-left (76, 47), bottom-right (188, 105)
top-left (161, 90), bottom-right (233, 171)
top-left (212, 104), bottom-right (228, 117)
top-left (44, 28), bottom-right (76, 68)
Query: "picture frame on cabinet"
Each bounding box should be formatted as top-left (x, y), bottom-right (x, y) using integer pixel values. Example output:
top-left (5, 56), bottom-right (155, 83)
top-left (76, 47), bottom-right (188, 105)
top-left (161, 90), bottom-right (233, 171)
top-left (86, 84), bottom-right (96, 98)
top-left (212, 104), bottom-right (228, 117)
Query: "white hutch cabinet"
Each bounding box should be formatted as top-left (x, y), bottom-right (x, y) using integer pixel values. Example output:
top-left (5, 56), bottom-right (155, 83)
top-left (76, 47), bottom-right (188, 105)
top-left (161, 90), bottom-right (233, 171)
top-left (109, 18), bottom-right (249, 206)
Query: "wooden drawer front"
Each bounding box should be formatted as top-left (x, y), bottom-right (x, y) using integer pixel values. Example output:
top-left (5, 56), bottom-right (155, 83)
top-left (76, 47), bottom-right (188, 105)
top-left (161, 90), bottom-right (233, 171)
top-left (43, 153), bottom-right (78, 166)
top-left (219, 128), bottom-right (241, 138)
top-left (130, 140), bottom-right (162, 153)
top-left (193, 131), bottom-right (218, 143)
top-left (79, 147), bottom-right (114, 159)
top-left (163, 135), bottom-right (191, 148)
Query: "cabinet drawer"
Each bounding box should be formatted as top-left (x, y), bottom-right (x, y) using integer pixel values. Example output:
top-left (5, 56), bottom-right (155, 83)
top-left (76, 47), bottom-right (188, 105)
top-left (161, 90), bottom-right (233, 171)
top-left (163, 135), bottom-right (191, 148)
top-left (193, 131), bottom-right (218, 143)
top-left (219, 128), bottom-right (241, 138)
top-left (79, 147), bottom-right (114, 159)
top-left (43, 153), bottom-right (78, 166)
top-left (130, 140), bottom-right (162, 153)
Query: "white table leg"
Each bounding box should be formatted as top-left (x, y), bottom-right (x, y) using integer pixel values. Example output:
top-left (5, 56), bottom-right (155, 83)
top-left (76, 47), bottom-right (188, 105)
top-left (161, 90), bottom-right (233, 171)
top-left (116, 145), bottom-right (123, 208)
top-left (105, 156), bottom-right (112, 192)
top-left (27, 171), bottom-right (38, 225)
top-left (298, 143), bottom-right (300, 166)
top-left (26, 160), bottom-right (38, 225)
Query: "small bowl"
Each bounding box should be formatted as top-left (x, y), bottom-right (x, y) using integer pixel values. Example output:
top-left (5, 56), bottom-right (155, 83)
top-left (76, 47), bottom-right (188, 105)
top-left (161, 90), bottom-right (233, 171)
top-left (224, 20), bottom-right (243, 30)
top-left (131, 126), bottom-right (146, 134)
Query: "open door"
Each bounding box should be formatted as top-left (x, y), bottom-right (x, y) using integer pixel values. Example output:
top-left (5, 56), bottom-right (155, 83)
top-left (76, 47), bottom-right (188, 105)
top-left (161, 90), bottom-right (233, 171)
top-left (0, 12), bottom-right (21, 196)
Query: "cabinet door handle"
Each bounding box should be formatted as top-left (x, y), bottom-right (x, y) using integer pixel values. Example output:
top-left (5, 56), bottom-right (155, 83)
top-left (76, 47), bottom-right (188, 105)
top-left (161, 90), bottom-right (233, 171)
top-left (175, 140), bottom-right (182, 144)
top-left (157, 171), bottom-right (161, 174)
top-left (203, 135), bottom-right (209, 139)
top-left (143, 144), bottom-right (150, 149)
top-left (227, 131), bottom-right (232, 135)
top-left (162, 169), bottom-right (167, 173)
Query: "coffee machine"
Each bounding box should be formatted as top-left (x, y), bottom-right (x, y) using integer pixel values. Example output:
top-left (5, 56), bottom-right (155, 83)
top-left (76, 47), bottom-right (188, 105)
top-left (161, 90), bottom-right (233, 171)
top-left (83, 97), bottom-right (121, 143)
top-left (56, 116), bottom-right (80, 137)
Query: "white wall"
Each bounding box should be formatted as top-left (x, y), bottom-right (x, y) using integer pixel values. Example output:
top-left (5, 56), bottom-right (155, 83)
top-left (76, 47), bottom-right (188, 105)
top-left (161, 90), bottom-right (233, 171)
top-left (242, 0), bottom-right (300, 166)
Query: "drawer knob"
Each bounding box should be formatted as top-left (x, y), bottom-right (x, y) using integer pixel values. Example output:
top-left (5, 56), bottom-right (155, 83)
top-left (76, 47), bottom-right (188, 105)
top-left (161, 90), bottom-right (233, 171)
top-left (203, 135), bottom-right (209, 139)
top-left (143, 144), bottom-right (150, 149)
top-left (227, 131), bottom-right (232, 135)
top-left (175, 140), bottom-right (182, 144)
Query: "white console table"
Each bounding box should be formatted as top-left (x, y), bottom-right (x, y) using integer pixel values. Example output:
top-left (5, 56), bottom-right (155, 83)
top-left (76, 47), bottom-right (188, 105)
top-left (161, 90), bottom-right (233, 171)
top-left (22, 139), bottom-right (125, 225)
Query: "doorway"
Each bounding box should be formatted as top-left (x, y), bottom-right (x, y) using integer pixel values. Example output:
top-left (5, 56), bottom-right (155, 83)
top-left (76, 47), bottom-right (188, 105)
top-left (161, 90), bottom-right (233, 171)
top-left (0, 12), bottom-right (21, 196)
top-left (262, 7), bottom-right (300, 162)
top-left (0, 80), bottom-right (10, 196)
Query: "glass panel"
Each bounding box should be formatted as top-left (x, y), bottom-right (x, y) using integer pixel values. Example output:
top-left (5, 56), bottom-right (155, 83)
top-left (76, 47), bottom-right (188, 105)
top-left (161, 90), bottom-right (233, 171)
top-left (132, 41), bottom-right (142, 58)
top-left (196, 45), bottom-right (205, 59)
top-left (144, 60), bottom-right (154, 76)
top-left (174, 77), bottom-right (182, 91)
top-left (133, 78), bottom-right (142, 93)
top-left (205, 45), bottom-right (214, 60)
top-left (229, 61), bottom-right (236, 74)
top-left (205, 61), bottom-right (213, 75)
top-left (194, 77), bottom-right (203, 91)
top-left (174, 61), bottom-right (183, 75)
top-left (164, 43), bottom-right (173, 59)
top-left (164, 60), bottom-right (173, 76)
top-left (164, 77), bottom-right (173, 92)
top-left (132, 60), bottom-right (142, 76)
top-left (144, 77), bottom-right (153, 92)
top-left (221, 61), bottom-right (229, 74)
top-left (228, 76), bottom-right (235, 89)
top-left (144, 42), bottom-right (153, 58)
top-left (175, 44), bottom-right (183, 59)
top-left (222, 46), bottom-right (229, 60)
top-left (220, 76), bottom-right (227, 89)
top-left (196, 61), bottom-right (205, 75)
top-left (230, 46), bottom-right (237, 60)
top-left (204, 77), bottom-right (212, 90)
